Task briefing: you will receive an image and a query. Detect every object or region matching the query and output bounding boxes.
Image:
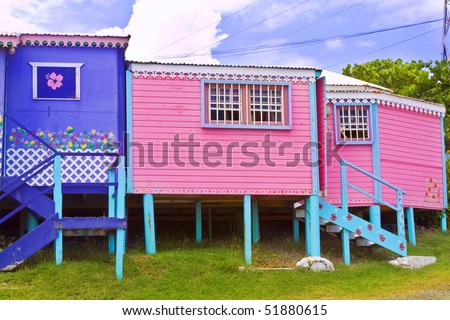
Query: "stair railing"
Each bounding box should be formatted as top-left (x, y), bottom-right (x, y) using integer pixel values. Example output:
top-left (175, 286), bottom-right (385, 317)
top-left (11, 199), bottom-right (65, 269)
top-left (340, 159), bottom-right (406, 241)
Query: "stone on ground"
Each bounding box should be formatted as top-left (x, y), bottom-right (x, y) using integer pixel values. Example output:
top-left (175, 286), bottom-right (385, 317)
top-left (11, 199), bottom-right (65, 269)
top-left (295, 256), bottom-right (334, 272)
top-left (389, 256), bottom-right (436, 269)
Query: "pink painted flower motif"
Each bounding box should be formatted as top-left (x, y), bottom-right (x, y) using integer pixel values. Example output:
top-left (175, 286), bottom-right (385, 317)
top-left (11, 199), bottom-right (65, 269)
top-left (46, 72), bottom-right (64, 90)
top-left (399, 243), bottom-right (405, 251)
top-left (330, 213), bottom-right (337, 221)
top-left (379, 234), bottom-right (385, 242)
top-left (346, 213), bottom-right (352, 221)
top-left (355, 228), bottom-right (361, 236)
top-left (367, 224), bottom-right (373, 231)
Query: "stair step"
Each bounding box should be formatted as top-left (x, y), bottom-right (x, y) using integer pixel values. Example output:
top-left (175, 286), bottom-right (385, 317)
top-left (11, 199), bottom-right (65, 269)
top-left (8, 183), bottom-right (54, 219)
top-left (348, 232), bottom-right (360, 240)
top-left (0, 214), bottom-right (58, 271)
top-left (356, 238), bottom-right (375, 247)
top-left (325, 225), bottom-right (342, 233)
top-left (295, 208), bottom-right (305, 218)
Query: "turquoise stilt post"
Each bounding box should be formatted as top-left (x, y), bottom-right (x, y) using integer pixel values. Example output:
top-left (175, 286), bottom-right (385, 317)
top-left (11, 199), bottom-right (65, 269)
top-left (27, 212), bottom-right (39, 232)
top-left (143, 193), bottom-right (156, 254)
top-left (251, 200), bottom-right (260, 245)
top-left (304, 198), bottom-right (311, 255)
top-left (308, 195), bottom-right (321, 256)
top-left (115, 156), bottom-right (126, 280)
top-left (442, 211), bottom-right (448, 233)
top-left (340, 160), bottom-right (350, 265)
top-left (293, 217), bottom-right (300, 244)
top-left (108, 168), bottom-right (116, 254)
top-left (243, 195), bottom-right (252, 265)
top-left (195, 201), bottom-right (202, 244)
top-left (406, 207), bottom-right (416, 246)
top-left (53, 155), bottom-right (63, 265)
top-left (369, 205), bottom-right (381, 227)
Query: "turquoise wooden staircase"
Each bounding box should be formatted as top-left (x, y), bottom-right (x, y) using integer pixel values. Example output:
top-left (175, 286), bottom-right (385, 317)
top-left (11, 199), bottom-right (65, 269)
top-left (305, 159), bottom-right (407, 263)
top-left (0, 114), bottom-right (126, 278)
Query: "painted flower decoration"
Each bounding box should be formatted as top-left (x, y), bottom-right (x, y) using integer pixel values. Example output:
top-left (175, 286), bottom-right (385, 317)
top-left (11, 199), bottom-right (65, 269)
top-left (367, 224), bottom-right (373, 231)
top-left (399, 243), bottom-right (405, 251)
top-left (355, 228), bottom-right (361, 236)
top-left (346, 213), bottom-right (352, 221)
top-left (330, 213), bottom-right (337, 222)
top-left (46, 72), bottom-right (64, 90)
top-left (379, 234), bottom-right (385, 242)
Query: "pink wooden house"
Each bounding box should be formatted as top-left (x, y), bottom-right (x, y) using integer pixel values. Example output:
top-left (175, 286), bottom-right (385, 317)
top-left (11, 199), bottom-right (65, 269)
top-left (127, 63), bottom-right (447, 264)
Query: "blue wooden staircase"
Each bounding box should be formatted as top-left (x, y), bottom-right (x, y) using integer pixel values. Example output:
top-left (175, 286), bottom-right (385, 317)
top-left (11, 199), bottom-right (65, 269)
top-left (296, 159), bottom-right (407, 264)
top-left (0, 114), bottom-right (127, 279)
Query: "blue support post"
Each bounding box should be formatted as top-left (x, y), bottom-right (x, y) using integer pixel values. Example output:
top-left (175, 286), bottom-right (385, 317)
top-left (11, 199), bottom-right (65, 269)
top-left (108, 168), bottom-right (116, 254)
top-left (293, 217), bottom-right (300, 244)
top-left (305, 198), bottom-right (311, 255)
top-left (143, 193), bottom-right (156, 254)
top-left (306, 195), bottom-right (321, 256)
top-left (53, 155), bottom-right (63, 265)
top-left (442, 211), bottom-right (448, 233)
top-left (243, 195), bottom-right (252, 265)
top-left (369, 205), bottom-right (381, 227)
top-left (195, 201), bottom-right (202, 244)
top-left (27, 212), bottom-right (39, 232)
top-left (251, 200), bottom-right (260, 245)
top-left (115, 156), bottom-right (126, 280)
top-left (406, 207), bottom-right (416, 246)
top-left (340, 160), bottom-right (350, 265)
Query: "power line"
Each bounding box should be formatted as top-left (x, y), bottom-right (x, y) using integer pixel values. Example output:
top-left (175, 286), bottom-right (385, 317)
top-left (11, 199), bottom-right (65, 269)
top-left (151, 18), bottom-right (442, 61)
top-left (146, 0), bottom-right (265, 58)
top-left (173, 0), bottom-right (311, 62)
top-left (222, 0), bottom-right (369, 64)
top-left (324, 27), bottom-right (442, 69)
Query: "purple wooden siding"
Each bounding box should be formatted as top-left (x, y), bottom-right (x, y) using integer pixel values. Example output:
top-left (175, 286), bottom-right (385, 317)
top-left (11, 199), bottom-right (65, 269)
top-left (323, 102), bottom-right (375, 206)
top-left (132, 76), bottom-right (313, 195)
top-left (378, 105), bottom-right (444, 209)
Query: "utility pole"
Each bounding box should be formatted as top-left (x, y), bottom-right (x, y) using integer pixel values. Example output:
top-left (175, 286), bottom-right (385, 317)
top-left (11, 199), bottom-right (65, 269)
top-left (443, 0), bottom-right (450, 60)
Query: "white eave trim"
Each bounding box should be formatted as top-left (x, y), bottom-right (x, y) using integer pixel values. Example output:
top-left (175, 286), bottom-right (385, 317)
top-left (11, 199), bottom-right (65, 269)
top-left (327, 91), bottom-right (446, 117)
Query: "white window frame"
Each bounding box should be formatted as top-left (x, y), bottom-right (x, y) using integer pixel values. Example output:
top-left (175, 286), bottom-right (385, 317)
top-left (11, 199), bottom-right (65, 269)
top-left (334, 104), bottom-right (372, 144)
top-left (29, 62), bottom-right (84, 100)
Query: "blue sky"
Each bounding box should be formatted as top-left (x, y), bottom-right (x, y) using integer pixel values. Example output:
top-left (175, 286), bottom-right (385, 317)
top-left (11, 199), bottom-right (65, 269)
top-left (0, 0), bottom-right (445, 72)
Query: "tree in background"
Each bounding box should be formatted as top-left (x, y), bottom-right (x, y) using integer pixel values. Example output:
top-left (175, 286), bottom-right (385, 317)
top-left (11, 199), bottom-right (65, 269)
top-left (342, 59), bottom-right (450, 141)
top-left (343, 59), bottom-right (450, 226)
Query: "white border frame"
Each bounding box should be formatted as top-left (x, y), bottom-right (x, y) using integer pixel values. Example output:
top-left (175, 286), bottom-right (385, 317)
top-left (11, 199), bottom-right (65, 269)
top-left (29, 62), bottom-right (84, 100)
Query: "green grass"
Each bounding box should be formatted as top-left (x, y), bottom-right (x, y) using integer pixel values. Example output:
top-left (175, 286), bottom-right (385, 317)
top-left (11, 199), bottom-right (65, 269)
top-left (0, 230), bottom-right (449, 299)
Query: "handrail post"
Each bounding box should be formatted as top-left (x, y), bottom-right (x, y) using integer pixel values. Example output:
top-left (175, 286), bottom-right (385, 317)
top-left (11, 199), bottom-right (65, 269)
top-left (115, 156), bottom-right (126, 280)
top-left (396, 190), bottom-right (406, 240)
top-left (340, 159), bottom-right (350, 265)
top-left (108, 167), bottom-right (116, 254)
top-left (53, 155), bottom-right (63, 265)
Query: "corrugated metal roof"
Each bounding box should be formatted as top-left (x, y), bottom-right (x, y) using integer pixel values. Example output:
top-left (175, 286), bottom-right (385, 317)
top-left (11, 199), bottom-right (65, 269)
top-left (322, 70), bottom-right (391, 92)
top-left (128, 60), bottom-right (322, 71)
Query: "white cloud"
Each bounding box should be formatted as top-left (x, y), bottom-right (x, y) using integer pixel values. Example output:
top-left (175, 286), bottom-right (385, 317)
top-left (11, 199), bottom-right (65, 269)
top-left (122, 0), bottom-right (254, 63)
top-left (326, 38), bottom-right (345, 50)
top-left (368, 0), bottom-right (441, 25)
top-left (356, 40), bottom-right (375, 48)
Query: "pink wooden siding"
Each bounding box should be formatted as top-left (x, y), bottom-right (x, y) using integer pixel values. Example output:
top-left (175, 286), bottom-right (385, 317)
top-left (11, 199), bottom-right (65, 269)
top-left (378, 105), bottom-right (444, 209)
top-left (316, 77), bottom-right (327, 195)
top-left (131, 76), bottom-right (313, 195)
top-left (323, 102), bottom-right (375, 206)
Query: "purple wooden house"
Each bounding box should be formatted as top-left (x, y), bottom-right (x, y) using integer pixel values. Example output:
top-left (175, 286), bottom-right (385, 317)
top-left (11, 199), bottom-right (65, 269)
top-left (0, 33), bottom-right (129, 278)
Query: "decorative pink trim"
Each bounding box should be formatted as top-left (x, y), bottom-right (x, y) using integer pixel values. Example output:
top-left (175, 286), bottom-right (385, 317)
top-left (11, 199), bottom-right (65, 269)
top-left (0, 35), bottom-right (20, 47)
top-left (132, 70), bottom-right (316, 83)
top-left (133, 188), bottom-right (312, 195)
top-left (19, 34), bottom-right (129, 49)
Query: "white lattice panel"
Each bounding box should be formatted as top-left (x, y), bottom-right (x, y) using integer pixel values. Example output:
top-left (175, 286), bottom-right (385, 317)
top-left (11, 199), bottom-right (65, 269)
top-left (6, 148), bottom-right (117, 186)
